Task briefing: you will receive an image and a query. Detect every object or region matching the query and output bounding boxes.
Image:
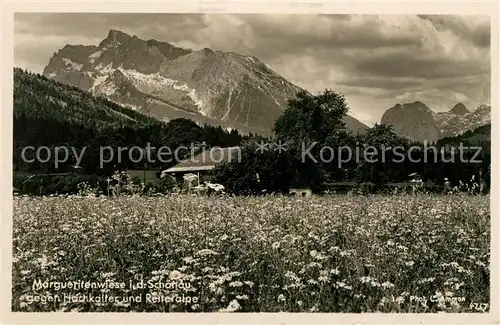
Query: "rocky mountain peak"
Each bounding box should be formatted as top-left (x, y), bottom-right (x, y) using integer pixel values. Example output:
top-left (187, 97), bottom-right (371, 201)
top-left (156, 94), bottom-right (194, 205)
top-left (202, 47), bottom-right (215, 55)
top-left (145, 39), bottom-right (191, 60)
top-left (475, 104), bottom-right (491, 113)
top-left (381, 100), bottom-right (491, 142)
top-left (99, 29), bottom-right (133, 47)
top-left (409, 101), bottom-right (432, 111)
top-left (450, 102), bottom-right (469, 115)
top-left (381, 101), bottom-right (440, 142)
top-left (42, 31), bottom-right (368, 135)
top-left (110, 68), bottom-right (126, 81)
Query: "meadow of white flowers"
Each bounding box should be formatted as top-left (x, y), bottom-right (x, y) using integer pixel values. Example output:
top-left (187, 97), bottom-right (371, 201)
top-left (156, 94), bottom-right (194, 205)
top-left (12, 193), bottom-right (490, 312)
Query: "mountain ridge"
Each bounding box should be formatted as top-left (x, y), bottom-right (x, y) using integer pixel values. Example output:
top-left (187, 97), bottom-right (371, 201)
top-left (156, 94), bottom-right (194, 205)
top-left (43, 29), bottom-right (369, 136)
top-left (381, 100), bottom-right (491, 142)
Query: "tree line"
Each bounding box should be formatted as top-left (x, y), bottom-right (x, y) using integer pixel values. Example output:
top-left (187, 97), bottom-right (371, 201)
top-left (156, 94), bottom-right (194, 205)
top-left (213, 90), bottom-right (491, 195)
top-left (13, 68), bottom-right (491, 195)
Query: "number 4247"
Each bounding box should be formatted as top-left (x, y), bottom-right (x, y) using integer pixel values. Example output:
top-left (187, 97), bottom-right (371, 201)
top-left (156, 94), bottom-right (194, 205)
top-left (469, 303), bottom-right (489, 312)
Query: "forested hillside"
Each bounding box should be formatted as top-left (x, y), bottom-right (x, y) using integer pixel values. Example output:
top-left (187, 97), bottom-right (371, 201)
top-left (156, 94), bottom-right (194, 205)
top-left (14, 68), bottom-right (246, 192)
top-left (437, 124), bottom-right (491, 147)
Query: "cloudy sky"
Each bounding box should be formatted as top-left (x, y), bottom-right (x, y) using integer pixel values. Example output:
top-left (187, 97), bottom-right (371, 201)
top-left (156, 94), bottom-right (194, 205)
top-left (14, 13), bottom-right (491, 125)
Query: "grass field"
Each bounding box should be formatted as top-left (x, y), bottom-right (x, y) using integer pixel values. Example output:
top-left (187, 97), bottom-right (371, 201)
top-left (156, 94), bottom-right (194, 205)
top-left (12, 193), bottom-right (490, 312)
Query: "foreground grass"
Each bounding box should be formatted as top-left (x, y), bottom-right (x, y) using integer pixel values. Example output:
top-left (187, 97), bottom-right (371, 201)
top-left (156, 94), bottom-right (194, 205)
top-left (12, 194), bottom-right (490, 312)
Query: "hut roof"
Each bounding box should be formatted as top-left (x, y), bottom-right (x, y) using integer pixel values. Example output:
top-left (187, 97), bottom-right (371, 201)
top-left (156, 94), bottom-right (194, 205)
top-left (164, 147), bottom-right (241, 173)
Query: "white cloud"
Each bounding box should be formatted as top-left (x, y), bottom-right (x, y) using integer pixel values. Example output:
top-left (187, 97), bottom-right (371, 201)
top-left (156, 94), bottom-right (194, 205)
top-left (450, 92), bottom-right (469, 103)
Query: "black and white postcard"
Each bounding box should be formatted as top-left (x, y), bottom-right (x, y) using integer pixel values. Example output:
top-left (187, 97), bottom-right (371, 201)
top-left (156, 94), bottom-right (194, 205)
top-left (1, 1), bottom-right (498, 325)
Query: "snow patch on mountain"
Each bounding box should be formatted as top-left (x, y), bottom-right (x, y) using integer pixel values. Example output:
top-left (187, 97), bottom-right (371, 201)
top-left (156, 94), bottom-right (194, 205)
top-left (98, 81), bottom-right (117, 96)
top-left (95, 62), bottom-right (113, 74)
top-left (62, 58), bottom-right (83, 71)
top-left (246, 56), bottom-right (256, 64)
top-left (89, 50), bottom-right (102, 63)
top-left (90, 74), bottom-right (116, 96)
top-left (189, 90), bottom-right (205, 114)
top-left (109, 100), bottom-right (140, 111)
top-left (119, 68), bottom-right (176, 91)
top-left (122, 103), bottom-right (141, 111)
top-left (89, 43), bottom-right (117, 63)
top-left (117, 68), bottom-right (205, 113)
top-left (90, 75), bottom-right (108, 92)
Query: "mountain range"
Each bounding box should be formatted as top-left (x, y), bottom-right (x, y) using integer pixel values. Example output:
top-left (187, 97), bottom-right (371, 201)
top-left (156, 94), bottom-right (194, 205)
top-left (42, 29), bottom-right (491, 142)
top-left (381, 101), bottom-right (491, 142)
top-left (42, 29), bottom-right (368, 135)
